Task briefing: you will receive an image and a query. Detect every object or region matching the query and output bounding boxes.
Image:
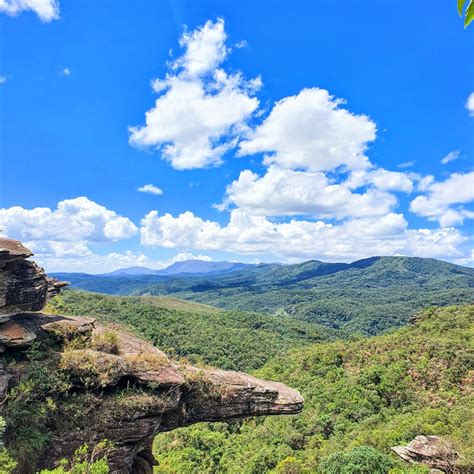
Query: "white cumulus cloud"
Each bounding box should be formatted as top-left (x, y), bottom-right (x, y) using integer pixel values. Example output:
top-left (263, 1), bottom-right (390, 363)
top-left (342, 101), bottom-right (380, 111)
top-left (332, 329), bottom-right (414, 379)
top-left (139, 208), bottom-right (467, 262)
top-left (410, 172), bottom-right (474, 226)
top-left (0, 0), bottom-right (59, 22)
top-left (0, 196), bottom-right (137, 243)
top-left (129, 19), bottom-right (261, 170)
top-left (218, 166), bottom-right (398, 219)
top-left (347, 168), bottom-right (414, 193)
top-left (239, 88), bottom-right (376, 172)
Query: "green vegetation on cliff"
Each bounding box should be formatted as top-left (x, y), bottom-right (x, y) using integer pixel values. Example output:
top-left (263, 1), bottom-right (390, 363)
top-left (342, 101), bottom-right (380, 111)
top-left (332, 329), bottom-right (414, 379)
top-left (46, 291), bottom-right (332, 371)
top-left (152, 305), bottom-right (474, 473)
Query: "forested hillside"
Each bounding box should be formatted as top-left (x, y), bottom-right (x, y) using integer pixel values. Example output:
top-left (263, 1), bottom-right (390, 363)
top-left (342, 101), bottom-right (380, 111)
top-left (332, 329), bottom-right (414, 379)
top-left (55, 256), bottom-right (474, 335)
top-left (152, 305), bottom-right (474, 473)
top-left (46, 291), bottom-right (333, 371)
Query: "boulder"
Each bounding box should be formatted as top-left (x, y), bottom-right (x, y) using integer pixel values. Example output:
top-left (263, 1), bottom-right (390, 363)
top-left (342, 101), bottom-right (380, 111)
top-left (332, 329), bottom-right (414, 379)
top-left (0, 320), bottom-right (37, 348)
top-left (392, 435), bottom-right (459, 472)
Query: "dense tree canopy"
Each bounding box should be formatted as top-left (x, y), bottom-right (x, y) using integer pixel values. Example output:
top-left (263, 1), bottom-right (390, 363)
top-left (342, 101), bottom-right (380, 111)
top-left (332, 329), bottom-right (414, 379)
top-left (46, 291), bottom-right (332, 371)
top-left (152, 305), bottom-right (473, 473)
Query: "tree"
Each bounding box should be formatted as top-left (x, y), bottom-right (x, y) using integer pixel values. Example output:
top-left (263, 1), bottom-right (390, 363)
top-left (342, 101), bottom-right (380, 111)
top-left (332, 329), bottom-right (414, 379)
top-left (319, 446), bottom-right (393, 474)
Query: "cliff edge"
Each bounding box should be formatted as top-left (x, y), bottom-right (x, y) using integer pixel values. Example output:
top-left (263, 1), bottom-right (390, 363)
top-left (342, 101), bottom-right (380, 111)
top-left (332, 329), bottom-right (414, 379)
top-left (0, 238), bottom-right (303, 473)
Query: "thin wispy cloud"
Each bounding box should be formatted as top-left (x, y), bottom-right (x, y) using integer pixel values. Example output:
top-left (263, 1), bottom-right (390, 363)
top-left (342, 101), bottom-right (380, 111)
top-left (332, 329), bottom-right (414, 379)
top-left (397, 161), bottom-right (415, 169)
top-left (441, 150), bottom-right (461, 165)
top-left (235, 40), bottom-right (249, 49)
top-left (137, 184), bottom-right (163, 195)
top-left (60, 67), bottom-right (71, 77)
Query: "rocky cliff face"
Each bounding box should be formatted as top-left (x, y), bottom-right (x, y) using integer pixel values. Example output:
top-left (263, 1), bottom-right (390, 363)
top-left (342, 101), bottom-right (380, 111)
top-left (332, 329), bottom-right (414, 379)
top-left (0, 239), bottom-right (66, 320)
top-left (0, 238), bottom-right (303, 473)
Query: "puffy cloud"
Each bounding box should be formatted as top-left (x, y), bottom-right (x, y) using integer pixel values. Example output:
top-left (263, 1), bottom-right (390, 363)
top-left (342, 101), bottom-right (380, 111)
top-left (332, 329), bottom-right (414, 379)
top-left (417, 175), bottom-right (435, 192)
top-left (0, 197), bottom-right (138, 242)
top-left (218, 166), bottom-right (397, 219)
top-left (347, 168), bottom-right (414, 193)
top-left (466, 92), bottom-right (474, 116)
top-left (239, 88), bottom-right (376, 172)
top-left (60, 67), bottom-right (71, 76)
top-left (440, 150), bottom-right (461, 165)
top-left (129, 19), bottom-right (260, 170)
top-left (410, 172), bottom-right (474, 226)
top-left (171, 18), bottom-right (228, 77)
top-left (137, 184), bottom-right (163, 195)
top-left (0, 0), bottom-right (59, 22)
top-left (367, 169), bottom-right (414, 192)
top-left (140, 208), bottom-right (467, 262)
top-left (0, 76), bottom-right (7, 84)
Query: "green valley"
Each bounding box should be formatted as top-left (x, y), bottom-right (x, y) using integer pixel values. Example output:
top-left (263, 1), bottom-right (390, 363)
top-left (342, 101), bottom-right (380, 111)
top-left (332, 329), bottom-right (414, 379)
top-left (152, 304), bottom-right (474, 473)
top-left (46, 291), bottom-right (333, 371)
top-left (46, 290), bottom-right (474, 472)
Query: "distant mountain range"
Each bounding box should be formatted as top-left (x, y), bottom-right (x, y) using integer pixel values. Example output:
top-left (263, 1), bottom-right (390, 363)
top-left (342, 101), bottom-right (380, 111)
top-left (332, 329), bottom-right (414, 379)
top-left (93, 260), bottom-right (254, 277)
top-left (102, 266), bottom-right (161, 276)
top-left (152, 259), bottom-right (252, 276)
top-left (52, 255), bottom-right (474, 336)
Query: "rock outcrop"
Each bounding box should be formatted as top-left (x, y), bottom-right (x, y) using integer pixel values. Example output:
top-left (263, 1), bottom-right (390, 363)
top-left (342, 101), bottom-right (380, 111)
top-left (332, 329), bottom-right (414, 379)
top-left (392, 435), bottom-right (459, 473)
top-left (0, 238), bottom-right (67, 319)
top-left (0, 238), bottom-right (303, 473)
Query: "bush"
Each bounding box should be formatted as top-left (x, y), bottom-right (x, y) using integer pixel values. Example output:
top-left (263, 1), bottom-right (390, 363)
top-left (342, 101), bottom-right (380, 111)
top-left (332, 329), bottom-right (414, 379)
top-left (0, 417), bottom-right (16, 474)
top-left (91, 331), bottom-right (120, 355)
top-left (39, 441), bottom-right (111, 474)
top-left (319, 446), bottom-right (394, 474)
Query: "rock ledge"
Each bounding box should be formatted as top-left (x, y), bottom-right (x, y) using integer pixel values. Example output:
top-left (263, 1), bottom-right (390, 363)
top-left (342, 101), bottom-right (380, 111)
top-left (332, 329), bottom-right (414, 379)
top-left (0, 238), bottom-right (303, 473)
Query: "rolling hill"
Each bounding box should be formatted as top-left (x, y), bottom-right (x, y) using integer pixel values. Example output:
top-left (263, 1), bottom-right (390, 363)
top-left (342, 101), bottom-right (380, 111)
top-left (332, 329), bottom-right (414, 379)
top-left (54, 256), bottom-right (474, 335)
top-left (45, 290), bottom-right (333, 371)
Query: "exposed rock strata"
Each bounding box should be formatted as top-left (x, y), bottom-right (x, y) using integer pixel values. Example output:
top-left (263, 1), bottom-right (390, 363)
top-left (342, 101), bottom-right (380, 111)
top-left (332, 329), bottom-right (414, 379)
top-left (0, 238), bottom-right (67, 318)
top-left (0, 238), bottom-right (303, 473)
top-left (4, 311), bottom-right (303, 473)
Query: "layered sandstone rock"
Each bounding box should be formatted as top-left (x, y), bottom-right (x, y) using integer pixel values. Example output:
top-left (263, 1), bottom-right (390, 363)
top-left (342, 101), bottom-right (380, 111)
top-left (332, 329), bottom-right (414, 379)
top-left (0, 238), bottom-right (67, 319)
top-left (0, 239), bottom-right (303, 473)
top-left (3, 311), bottom-right (303, 473)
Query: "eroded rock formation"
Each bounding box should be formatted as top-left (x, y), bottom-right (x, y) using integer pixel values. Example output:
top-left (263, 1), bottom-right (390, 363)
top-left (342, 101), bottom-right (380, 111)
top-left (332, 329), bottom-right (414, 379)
top-left (0, 238), bottom-right (67, 319)
top-left (0, 238), bottom-right (303, 473)
top-left (392, 435), bottom-right (459, 473)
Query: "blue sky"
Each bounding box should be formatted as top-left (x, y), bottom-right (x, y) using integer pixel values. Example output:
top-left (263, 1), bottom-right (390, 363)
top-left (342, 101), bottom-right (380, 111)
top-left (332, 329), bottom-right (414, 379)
top-left (0, 0), bottom-right (473, 273)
